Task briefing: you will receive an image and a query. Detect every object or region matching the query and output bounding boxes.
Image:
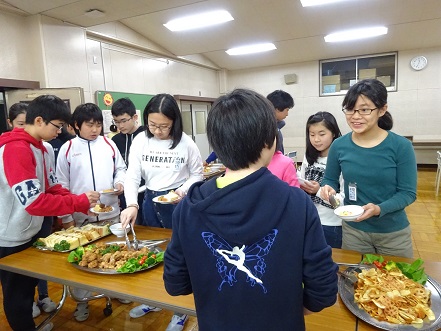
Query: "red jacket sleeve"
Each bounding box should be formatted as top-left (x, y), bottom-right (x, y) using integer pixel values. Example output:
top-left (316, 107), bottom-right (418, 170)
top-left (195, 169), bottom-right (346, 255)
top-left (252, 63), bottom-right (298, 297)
top-left (4, 143), bottom-right (90, 216)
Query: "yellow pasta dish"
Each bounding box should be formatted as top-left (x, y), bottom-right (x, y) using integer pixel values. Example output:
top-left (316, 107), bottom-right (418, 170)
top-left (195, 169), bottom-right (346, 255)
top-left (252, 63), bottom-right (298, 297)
top-left (354, 267), bottom-right (435, 325)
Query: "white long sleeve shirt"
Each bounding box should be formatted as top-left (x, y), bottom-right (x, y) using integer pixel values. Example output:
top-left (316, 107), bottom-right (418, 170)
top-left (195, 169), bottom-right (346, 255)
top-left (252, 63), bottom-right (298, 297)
top-left (56, 135), bottom-right (127, 224)
top-left (124, 133), bottom-right (203, 206)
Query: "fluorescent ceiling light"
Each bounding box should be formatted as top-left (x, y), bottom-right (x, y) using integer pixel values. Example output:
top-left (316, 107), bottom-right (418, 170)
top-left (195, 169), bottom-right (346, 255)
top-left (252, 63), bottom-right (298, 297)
top-left (226, 43), bottom-right (277, 56)
top-left (164, 10), bottom-right (233, 31)
top-left (301, 0), bottom-right (348, 7)
top-left (324, 26), bottom-right (388, 42)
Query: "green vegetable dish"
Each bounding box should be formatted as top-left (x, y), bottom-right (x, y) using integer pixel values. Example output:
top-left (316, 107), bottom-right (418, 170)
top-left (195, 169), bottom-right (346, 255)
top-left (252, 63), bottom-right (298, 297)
top-left (67, 242), bottom-right (164, 274)
top-left (361, 254), bottom-right (428, 285)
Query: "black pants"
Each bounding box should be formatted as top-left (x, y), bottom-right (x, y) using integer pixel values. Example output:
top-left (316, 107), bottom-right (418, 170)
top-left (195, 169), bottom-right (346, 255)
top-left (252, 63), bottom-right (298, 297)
top-left (0, 232), bottom-right (42, 331)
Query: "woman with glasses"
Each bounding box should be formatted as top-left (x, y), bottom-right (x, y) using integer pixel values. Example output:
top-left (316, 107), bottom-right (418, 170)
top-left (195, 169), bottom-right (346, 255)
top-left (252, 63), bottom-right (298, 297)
top-left (320, 79), bottom-right (417, 258)
top-left (120, 94), bottom-right (203, 330)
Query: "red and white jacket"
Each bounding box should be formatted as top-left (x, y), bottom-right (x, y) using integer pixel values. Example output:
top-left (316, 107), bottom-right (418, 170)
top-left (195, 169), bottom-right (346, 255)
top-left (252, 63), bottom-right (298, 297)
top-left (0, 128), bottom-right (90, 247)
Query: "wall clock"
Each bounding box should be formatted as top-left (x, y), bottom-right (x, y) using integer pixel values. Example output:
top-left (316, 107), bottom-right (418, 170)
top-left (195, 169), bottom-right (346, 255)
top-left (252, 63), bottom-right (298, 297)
top-left (410, 56), bottom-right (428, 71)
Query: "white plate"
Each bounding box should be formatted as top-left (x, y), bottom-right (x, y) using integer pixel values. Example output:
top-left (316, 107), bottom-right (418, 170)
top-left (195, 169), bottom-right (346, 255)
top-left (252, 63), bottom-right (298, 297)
top-left (152, 196), bottom-right (175, 204)
top-left (334, 205), bottom-right (364, 221)
top-left (90, 206), bottom-right (115, 214)
top-left (99, 189), bottom-right (118, 194)
top-left (298, 178), bottom-right (311, 185)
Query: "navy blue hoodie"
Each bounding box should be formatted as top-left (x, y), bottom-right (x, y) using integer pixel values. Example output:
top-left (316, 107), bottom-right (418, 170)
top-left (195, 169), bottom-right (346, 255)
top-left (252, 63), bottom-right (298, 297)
top-left (164, 167), bottom-right (338, 331)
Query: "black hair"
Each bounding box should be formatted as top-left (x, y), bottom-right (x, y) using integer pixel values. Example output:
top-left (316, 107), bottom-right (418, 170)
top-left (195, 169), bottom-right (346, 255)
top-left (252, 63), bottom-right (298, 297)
top-left (143, 94), bottom-right (183, 149)
top-left (342, 79), bottom-right (393, 130)
top-left (305, 111), bottom-right (342, 165)
top-left (26, 95), bottom-right (71, 125)
top-left (8, 103), bottom-right (28, 122)
top-left (266, 90), bottom-right (294, 111)
top-left (71, 103), bottom-right (103, 135)
top-left (111, 98), bottom-right (136, 117)
top-left (207, 88), bottom-right (277, 170)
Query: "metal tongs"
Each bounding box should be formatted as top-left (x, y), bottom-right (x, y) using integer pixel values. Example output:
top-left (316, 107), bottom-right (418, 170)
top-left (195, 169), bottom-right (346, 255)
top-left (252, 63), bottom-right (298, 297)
top-left (129, 223), bottom-right (139, 250)
top-left (123, 223), bottom-right (139, 250)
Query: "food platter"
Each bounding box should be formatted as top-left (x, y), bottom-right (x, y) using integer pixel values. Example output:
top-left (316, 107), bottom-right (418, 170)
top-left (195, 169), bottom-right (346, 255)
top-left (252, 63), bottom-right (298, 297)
top-left (33, 222), bottom-right (113, 252)
top-left (69, 241), bottom-right (164, 275)
top-left (338, 266), bottom-right (441, 330)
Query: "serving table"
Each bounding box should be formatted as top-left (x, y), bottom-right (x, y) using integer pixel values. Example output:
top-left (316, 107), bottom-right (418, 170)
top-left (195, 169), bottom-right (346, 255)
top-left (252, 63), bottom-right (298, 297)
top-left (0, 227), bottom-right (440, 330)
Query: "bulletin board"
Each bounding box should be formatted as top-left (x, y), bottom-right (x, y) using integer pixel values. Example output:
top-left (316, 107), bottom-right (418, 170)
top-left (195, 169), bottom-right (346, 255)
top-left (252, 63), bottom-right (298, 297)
top-left (95, 91), bottom-right (154, 134)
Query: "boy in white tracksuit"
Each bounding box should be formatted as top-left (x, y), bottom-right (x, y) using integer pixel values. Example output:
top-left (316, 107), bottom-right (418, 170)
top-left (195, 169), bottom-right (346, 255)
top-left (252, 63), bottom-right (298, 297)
top-left (56, 103), bottom-right (126, 321)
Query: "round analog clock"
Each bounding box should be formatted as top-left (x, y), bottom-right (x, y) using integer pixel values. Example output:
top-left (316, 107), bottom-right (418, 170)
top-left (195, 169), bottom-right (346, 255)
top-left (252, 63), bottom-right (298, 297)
top-left (410, 56), bottom-right (428, 71)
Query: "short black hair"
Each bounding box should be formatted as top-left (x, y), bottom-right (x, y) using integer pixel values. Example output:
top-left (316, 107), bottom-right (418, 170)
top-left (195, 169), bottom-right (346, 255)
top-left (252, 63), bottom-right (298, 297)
top-left (26, 95), bottom-right (71, 125)
top-left (207, 89), bottom-right (277, 170)
top-left (305, 111), bottom-right (341, 165)
top-left (266, 90), bottom-right (294, 111)
top-left (342, 79), bottom-right (393, 130)
top-left (72, 103), bottom-right (103, 134)
top-left (143, 94), bottom-right (183, 149)
top-left (8, 103), bottom-right (28, 122)
top-left (111, 98), bottom-right (136, 117)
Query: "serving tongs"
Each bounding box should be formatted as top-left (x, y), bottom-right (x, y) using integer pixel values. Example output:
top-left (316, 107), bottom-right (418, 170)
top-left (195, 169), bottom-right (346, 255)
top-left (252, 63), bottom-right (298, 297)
top-left (129, 224), bottom-right (139, 250)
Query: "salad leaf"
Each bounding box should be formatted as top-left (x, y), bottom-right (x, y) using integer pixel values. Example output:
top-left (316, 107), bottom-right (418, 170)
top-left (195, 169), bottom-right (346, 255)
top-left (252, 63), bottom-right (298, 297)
top-left (33, 240), bottom-right (45, 247)
top-left (362, 254), bottom-right (428, 285)
top-left (117, 251), bottom-right (164, 273)
top-left (53, 240), bottom-right (70, 251)
top-left (67, 246), bottom-right (85, 264)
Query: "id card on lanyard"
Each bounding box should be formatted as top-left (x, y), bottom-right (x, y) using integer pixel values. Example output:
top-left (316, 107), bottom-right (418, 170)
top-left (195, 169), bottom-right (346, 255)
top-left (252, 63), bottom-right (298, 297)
top-left (348, 182), bottom-right (357, 201)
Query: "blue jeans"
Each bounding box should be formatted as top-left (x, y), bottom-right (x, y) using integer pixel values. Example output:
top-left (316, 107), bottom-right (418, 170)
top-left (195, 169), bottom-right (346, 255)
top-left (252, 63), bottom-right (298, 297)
top-left (142, 189), bottom-right (177, 229)
top-left (322, 225), bottom-right (342, 249)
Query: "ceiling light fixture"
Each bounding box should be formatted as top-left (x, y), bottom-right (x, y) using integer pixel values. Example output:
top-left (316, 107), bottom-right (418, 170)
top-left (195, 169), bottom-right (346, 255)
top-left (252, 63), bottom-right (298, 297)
top-left (84, 9), bottom-right (105, 18)
top-left (164, 10), bottom-right (233, 31)
top-left (300, 0), bottom-right (349, 7)
top-left (324, 26), bottom-right (388, 42)
top-left (226, 43), bottom-right (277, 56)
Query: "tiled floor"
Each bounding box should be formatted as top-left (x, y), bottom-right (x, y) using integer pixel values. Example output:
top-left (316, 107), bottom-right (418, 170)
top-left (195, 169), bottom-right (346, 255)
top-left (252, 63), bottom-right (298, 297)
top-left (0, 167), bottom-right (439, 330)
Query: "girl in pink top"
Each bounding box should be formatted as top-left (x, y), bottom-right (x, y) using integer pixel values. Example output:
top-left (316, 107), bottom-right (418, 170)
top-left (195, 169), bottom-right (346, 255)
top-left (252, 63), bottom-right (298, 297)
top-left (268, 149), bottom-right (300, 187)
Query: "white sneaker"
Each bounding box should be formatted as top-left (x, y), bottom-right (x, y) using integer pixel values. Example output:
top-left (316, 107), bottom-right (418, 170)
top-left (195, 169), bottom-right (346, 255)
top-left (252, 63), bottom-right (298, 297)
top-left (165, 314), bottom-right (188, 331)
top-left (129, 304), bottom-right (162, 318)
top-left (32, 302), bottom-right (41, 318)
top-left (38, 297), bottom-right (57, 313)
top-left (74, 303), bottom-right (89, 322)
top-left (40, 322), bottom-right (54, 331)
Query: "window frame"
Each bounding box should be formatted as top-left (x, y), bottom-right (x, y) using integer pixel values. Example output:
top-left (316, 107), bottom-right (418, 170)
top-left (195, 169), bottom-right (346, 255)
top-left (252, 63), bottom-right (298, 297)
top-left (319, 52), bottom-right (397, 96)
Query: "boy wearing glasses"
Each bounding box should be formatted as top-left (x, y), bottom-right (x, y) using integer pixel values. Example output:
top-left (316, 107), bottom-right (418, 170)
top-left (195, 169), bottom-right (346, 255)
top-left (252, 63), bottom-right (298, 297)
top-left (0, 95), bottom-right (100, 331)
top-left (111, 98), bottom-right (146, 222)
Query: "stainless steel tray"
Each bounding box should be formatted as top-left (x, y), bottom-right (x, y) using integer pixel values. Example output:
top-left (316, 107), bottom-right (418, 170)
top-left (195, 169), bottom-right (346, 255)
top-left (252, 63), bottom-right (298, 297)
top-left (338, 266), bottom-right (441, 331)
top-left (69, 240), bottom-right (165, 274)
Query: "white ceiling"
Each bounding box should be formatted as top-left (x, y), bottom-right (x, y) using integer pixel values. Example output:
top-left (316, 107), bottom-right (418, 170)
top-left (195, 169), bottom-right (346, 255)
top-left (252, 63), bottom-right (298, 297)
top-left (2, 0), bottom-right (441, 71)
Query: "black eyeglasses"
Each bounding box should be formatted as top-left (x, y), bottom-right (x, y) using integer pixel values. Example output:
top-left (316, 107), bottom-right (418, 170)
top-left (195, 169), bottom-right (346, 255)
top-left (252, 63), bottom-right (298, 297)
top-left (112, 117), bottom-right (133, 126)
top-left (148, 124), bottom-right (172, 132)
top-left (49, 121), bottom-right (63, 131)
top-left (342, 108), bottom-right (378, 116)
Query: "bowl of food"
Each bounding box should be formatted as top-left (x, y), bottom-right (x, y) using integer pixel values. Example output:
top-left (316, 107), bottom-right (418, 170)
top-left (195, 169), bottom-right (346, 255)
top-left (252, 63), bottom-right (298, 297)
top-left (334, 205), bottom-right (364, 221)
top-left (109, 223), bottom-right (131, 237)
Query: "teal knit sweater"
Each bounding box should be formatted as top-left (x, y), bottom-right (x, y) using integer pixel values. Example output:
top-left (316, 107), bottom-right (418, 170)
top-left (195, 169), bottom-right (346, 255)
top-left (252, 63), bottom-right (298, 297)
top-left (322, 131), bottom-right (417, 233)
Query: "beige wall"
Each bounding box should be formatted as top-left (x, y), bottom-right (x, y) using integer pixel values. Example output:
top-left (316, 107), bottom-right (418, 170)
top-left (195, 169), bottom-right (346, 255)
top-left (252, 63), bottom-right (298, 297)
top-left (1, 10), bottom-right (440, 163)
top-left (227, 49), bottom-right (441, 163)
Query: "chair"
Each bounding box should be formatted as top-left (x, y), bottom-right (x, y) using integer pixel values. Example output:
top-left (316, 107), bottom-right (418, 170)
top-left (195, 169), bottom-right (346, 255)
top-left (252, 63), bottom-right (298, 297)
top-left (436, 151), bottom-right (441, 196)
